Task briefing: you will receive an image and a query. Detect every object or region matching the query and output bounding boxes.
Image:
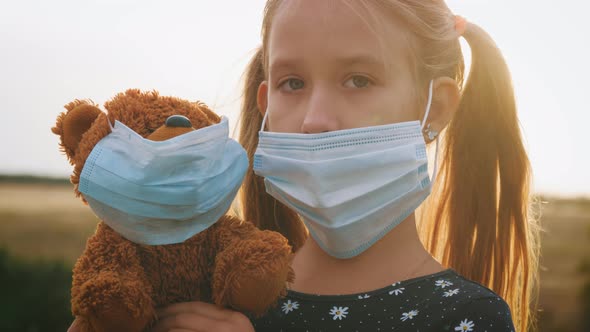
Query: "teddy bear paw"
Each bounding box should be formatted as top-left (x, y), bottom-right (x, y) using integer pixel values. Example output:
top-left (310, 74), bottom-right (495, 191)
top-left (73, 271), bottom-right (154, 332)
top-left (213, 231), bottom-right (293, 316)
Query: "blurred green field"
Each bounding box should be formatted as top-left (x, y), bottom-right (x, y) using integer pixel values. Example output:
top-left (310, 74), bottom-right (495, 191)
top-left (0, 181), bottom-right (589, 331)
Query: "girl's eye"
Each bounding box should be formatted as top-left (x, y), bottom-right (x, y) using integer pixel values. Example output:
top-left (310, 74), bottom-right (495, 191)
top-left (344, 75), bottom-right (371, 88)
top-left (279, 78), bottom-right (305, 91)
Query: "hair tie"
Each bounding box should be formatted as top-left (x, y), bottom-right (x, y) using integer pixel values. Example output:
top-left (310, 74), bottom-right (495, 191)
top-left (454, 15), bottom-right (467, 36)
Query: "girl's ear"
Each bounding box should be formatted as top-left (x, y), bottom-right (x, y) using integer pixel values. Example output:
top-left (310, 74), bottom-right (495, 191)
top-left (424, 77), bottom-right (460, 140)
top-left (257, 81), bottom-right (269, 117)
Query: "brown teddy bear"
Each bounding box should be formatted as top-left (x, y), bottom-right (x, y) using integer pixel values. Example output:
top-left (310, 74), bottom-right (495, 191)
top-left (52, 89), bottom-right (294, 332)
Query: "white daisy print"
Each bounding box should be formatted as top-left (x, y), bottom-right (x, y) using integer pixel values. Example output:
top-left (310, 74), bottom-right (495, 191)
top-left (329, 306), bottom-right (349, 320)
top-left (435, 279), bottom-right (454, 288)
top-left (389, 287), bottom-right (405, 296)
top-left (281, 300), bottom-right (299, 314)
top-left (454, 319), bottom-right (475, 331)
top-left (400, 309), bottom-right (419, 321)
top-left (357, 294), bottom-right (371, 299)
top-left (443, 288), bottom-right (460, 297)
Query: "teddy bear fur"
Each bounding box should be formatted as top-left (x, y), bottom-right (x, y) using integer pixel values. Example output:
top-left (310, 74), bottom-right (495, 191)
top-left (52, 89), bottom-right (294, 332)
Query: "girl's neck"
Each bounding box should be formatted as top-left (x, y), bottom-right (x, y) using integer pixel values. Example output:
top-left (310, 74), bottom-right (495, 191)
top-left (289, 213), bottom-right (445, 295)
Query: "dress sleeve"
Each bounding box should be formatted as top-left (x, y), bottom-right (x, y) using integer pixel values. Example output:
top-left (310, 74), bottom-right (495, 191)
top-left (446, 296), bottom-right (515, 332)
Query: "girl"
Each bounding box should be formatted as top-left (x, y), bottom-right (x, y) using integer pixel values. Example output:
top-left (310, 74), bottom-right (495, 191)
top-left (134, 0), bottom-right (538, 331)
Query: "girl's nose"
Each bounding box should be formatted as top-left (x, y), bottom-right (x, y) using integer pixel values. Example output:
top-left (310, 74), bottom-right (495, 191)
top-left (300, 88), bottom-right (340, 134)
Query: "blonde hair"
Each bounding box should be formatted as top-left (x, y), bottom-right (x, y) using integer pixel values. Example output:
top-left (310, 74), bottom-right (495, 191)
top-left (238, 1), bottom-right (540, 331)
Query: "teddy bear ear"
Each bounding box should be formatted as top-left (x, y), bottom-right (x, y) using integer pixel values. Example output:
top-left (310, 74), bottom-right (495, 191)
top-left (51, 99), bottom-right (103, 164)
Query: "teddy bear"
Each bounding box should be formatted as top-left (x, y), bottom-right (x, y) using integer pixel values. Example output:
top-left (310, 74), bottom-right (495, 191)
top-left (52, 89), bottom-right (294, 332)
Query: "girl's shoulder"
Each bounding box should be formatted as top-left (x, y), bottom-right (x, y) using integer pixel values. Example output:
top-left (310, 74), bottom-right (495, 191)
top-left (251, 269), bottom-right (515, 332)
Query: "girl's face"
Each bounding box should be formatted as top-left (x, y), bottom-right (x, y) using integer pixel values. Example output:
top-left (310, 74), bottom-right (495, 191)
top-left (258, 0), bottom-right (422, 133)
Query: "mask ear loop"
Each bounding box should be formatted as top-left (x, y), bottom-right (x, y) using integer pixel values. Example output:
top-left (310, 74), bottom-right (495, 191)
top-left (420, 80), bottom-right (439, 183)
top-left (106, 113), bottom-right (115, 131)
top-left (260, 109), bottom-right (269, 132)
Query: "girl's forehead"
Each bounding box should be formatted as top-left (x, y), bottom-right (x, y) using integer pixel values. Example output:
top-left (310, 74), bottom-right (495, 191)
top-left (267, 0), bottom-right (413, 74)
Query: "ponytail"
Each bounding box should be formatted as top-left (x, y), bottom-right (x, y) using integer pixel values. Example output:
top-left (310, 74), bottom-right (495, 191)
top-left (238, 47), bottom-right (308, 252)
top-left (423, 22), bottom-right (540, 332)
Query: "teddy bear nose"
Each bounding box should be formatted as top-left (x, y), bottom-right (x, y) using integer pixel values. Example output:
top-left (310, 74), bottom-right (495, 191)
top-left (166, 115), bottom-right (192, 128)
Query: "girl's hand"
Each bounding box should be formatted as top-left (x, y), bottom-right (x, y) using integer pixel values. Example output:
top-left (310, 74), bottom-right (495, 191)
top-left (150, 301), bottom-right (255, 332)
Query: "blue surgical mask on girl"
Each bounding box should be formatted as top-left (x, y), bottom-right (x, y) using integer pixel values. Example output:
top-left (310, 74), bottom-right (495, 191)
top-left (78, 116), bottom-right (248, 245)
top-left (253, 81), bottom-right (439, 259)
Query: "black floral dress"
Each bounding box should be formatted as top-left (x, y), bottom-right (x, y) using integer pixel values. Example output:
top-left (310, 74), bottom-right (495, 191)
top-left (249, 269), bottom-right (515, 332)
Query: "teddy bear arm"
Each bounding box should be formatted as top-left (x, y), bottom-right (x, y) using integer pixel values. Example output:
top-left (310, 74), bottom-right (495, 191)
top-left (210, 218), bottom-right (294, 316)
top-left (206, 215), bottom-right (262, 251)
top-left (71, 223), bottom-right (155, 332)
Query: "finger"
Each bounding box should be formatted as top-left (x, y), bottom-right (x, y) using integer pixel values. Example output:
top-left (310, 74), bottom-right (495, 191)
top-left (150, 312), bottom-right (221, 332)
top-left (157, 302), bottom-right (230, 321)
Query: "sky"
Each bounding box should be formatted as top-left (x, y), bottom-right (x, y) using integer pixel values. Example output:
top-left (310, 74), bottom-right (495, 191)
top-left (0, 0), bottom-right (588, 197)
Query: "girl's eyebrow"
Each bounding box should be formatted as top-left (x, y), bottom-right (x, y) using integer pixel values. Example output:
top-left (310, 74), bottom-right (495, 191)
top-left (269, 58), bottom-right (299, 73)
top-left (333, 54), bottom-right (386, 69)
top-left (269, 54), bottom-right (386, 73)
